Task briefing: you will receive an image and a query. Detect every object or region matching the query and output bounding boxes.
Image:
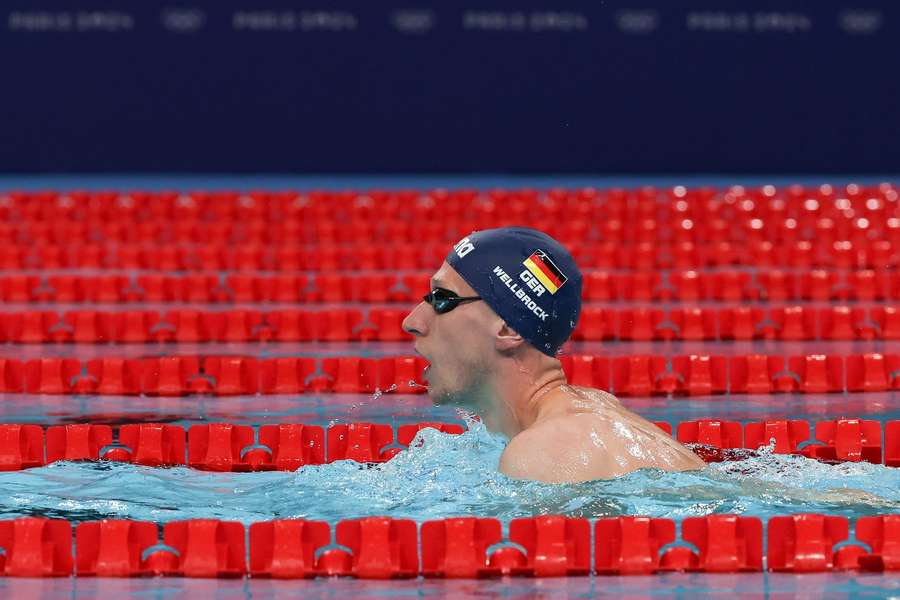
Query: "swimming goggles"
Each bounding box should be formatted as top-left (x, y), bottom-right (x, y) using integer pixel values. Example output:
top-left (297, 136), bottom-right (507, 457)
top-left (423, 287), bottom-right (482, 314)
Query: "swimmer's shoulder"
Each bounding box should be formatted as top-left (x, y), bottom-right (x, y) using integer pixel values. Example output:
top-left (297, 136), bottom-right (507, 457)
top-left (498, 414), bottom-right (614, 483)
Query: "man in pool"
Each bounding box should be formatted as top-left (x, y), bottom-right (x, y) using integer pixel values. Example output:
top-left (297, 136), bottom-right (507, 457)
top-left (402, 227), bottom-right (705, 483)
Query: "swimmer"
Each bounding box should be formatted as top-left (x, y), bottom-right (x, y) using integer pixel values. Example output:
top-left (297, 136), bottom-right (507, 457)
top-left (402, 227), bottom-right (705, 483)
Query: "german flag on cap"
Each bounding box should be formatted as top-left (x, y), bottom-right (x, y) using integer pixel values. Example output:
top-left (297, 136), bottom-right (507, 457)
top-left (523, 249), bottom-right (568, 294)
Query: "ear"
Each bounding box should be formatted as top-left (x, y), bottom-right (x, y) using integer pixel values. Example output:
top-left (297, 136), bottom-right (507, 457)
top-left (495, 320), bottom-right (525, 353)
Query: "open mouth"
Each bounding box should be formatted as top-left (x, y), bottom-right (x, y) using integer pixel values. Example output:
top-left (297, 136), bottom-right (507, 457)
top-left (414, 347), bottom-right (431, 383)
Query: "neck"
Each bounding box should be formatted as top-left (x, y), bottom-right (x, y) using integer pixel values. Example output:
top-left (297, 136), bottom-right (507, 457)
top-left (482, 353), bottom-right (567, 438)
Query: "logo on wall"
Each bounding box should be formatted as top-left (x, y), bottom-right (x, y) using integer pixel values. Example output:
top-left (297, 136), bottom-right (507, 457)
top-left (522, 249), bottom-right (567, 294)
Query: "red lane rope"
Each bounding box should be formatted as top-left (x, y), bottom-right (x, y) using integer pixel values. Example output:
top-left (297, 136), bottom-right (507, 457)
top-left (2, 353), bottom-right (900, 396)
top-left (0, 513), bottom-right (897, 577)
top-left (0, 418), bottom-right (896, 471)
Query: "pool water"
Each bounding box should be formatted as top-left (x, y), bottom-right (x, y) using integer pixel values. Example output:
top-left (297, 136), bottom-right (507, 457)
top-left (1, 392), bottom-right (898, 525)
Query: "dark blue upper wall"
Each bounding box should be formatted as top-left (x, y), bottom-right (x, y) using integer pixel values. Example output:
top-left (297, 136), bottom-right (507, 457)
top-left (1, 1), bottom-right (897, 174)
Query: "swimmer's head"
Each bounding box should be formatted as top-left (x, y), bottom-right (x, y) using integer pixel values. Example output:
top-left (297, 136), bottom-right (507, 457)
top-left (402, 227), bottom-right (582, 404)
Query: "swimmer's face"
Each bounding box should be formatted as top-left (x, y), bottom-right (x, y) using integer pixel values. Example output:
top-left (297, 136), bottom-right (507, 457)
top-left (402, 261), bottom-right (496, 406)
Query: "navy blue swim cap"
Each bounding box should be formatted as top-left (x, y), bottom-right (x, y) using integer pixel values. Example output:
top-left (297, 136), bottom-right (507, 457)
top-left (446, 227), bottom-right (582, 357)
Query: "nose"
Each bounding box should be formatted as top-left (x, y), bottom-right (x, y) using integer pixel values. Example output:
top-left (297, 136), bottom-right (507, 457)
top-left (402, 301), bottom-right (431, 337)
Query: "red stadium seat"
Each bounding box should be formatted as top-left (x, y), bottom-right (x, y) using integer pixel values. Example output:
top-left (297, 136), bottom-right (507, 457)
top-left (7, 311), bottom-right (55, 343)
top-left (618, 308), bottom-right (662, 341)
top-left (582, 271), bottom-right (615, 301)
top-left (136, 275), bottom-right (175, 302)
top-left (0, 359), bottom-right (24, 393)
top-left (160, 310), bottom-right (215, 343)
top-left (107, 311), bottom-right (155, 343)
top-left (267, 275), bottom-right (306, 303)
top-left (718, 307), bottom-right (764, 340)
top-left (771, 306), bottom-right (814, 340)
top-left (872, 307), bottom-right (900, 339)
top-left (0, 275), bottom-right (39, 302)
top-left (669, 308), bottom-right (716, 340)
top-left (225, 275), bottom-right (265, 302)
top-left (218, 310), bottom-right (265, 342)
top-left (267, 310), bottom-right (310, 341)
top-left (45, 275), bottom-right (84, 302)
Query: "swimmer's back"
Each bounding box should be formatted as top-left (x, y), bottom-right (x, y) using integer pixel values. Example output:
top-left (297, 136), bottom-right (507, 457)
top-left (498, 386), bottom-right (705, 483)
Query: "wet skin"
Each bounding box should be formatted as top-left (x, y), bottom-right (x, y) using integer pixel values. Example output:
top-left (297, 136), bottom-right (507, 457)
top-left (402, 261), bottom-right (705, 484)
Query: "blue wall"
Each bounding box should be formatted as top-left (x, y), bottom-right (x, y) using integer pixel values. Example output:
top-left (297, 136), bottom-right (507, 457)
top-left (2, 1), bottom-right (897, 174)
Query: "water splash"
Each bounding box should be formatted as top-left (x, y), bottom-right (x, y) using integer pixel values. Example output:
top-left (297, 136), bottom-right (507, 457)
top-left (0, 422), bottom-right (897, 524)
top-left (371, 383), bottom-right (399, 401)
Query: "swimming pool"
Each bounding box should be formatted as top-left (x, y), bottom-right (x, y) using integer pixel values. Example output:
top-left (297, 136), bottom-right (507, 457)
top-left (0, 179), bottom-right (898, 598)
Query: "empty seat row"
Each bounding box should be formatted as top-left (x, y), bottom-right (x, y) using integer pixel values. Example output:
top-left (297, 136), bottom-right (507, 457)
top-left (0, 274), bottom-right (431, 304)
top-left (2, 183), bottom-right (894, 220)
top-left (559, 353), bottom-right (900, 396)
top-left (0, 309), bottom-right (411, 343)
top-left (1, 418), bottom-right (895, 472)
top-left (2, 240), bottom-right (899, 270)
top-left (572, 305), bottom-right (900, 341)
top-left (3, 305), bottom-right (899, 342)
top-left (0, 422), bottom-right (465, 472)
top-left (0, 243), bottom-right (445, 272)
top-left (0, 513), bottom-right (897, 577)
top-left (5, 270), bottom-right (900, 303)
top-left (0, 356), bottom-right (427, 395)
top-left (7, 213), bottom-right (900, 246)
top-left (583, 269), bottom-right (900, 302)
